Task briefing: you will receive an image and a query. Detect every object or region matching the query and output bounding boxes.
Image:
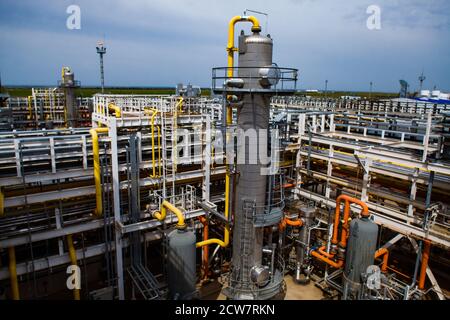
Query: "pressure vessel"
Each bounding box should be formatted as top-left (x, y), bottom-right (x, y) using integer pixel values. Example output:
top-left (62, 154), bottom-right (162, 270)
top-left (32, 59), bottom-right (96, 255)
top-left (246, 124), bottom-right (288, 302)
top-left (167, 228), bottom-right (197, 299)
top-left (343, 216), bottom-right (378, 299)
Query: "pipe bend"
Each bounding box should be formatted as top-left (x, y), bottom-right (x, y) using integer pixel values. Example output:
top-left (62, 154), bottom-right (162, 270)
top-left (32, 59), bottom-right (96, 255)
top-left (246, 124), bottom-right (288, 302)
top-left (108, 103), bottom-right (121, 117)
top-left (90, 127), bottom-right (109, 217)
top-left (337, 194), bottom-right (369, 218)
top-left (375, 247), bottom-right (389, 273)
top-left (284, 217), bottom-right (303, 227)
top-left (153, 200), bottom-right (186, 229)
top-left (311, 250), bottom-right (343, 269)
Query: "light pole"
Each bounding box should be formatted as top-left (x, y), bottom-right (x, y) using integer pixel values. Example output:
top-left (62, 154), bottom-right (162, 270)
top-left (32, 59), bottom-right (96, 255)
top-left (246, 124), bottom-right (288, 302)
top-left (96, 41), bottom-right (106, 93)
top-left (325, 79), bottom-right (328, 99)
top-left (369, 81), bottom-right (373, 99)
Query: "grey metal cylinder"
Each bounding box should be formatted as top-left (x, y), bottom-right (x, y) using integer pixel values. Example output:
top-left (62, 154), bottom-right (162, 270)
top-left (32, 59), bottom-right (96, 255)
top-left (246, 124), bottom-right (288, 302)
top-left (167, 229), bottom-right (197, 299)
top-left (230, 32), bottom-right (274, 298)
top-left (62, 69), bottom-right (77, 127)
top-left (343, 217), bottom-right (378, 299)
top-left (294, 205), bottom-right (315, 284)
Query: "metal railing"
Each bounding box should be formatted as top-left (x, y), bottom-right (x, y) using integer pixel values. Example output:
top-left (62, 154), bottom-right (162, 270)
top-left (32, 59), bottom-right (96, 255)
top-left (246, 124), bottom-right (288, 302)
top-left (212, 66), bottom-right (298, 93)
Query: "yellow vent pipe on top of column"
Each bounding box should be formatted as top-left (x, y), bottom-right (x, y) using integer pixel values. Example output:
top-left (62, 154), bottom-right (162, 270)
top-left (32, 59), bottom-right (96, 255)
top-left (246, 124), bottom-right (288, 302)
top-left (226, 15), bottom-right (261, 124)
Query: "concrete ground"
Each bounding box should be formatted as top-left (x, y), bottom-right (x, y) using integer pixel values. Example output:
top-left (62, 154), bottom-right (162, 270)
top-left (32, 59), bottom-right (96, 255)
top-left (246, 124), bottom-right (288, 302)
top-left (199, 275), bottom-right (325, 300)
top-left (284, 276), bottom-right (324, 300)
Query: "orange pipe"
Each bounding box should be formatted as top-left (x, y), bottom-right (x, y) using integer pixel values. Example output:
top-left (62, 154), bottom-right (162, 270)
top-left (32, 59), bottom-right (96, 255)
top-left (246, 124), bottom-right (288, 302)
top-left (318, 246), bottom-right (335, 259)
top-left (374, 248), bottom-right (389, 273)
top-left (311, 250), bottom-right (344, 269)
top-left (311, 195), bottom-right (369, 269)
top-left (386, 266), bottom-right (411, 280)
top-left (418, 240), bottom-right (431, 290)
top-left (332, 195), bottom-right (369, 248)
top-left (284, 217), bottom-right (303, 227)
top-left (198, 216), bottom-right (209, 279)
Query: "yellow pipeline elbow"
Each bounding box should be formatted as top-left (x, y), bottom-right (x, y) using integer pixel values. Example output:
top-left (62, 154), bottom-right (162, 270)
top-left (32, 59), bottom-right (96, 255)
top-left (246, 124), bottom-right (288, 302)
top-left (108, 103), bottom-right (121, 118)
top-left (153, 200), bottom-right (186, 229)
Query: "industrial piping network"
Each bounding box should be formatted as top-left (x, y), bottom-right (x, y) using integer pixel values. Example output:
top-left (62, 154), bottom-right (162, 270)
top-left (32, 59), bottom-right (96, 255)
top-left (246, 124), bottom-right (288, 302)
top-left (0, 14), bottom-right (449, 301)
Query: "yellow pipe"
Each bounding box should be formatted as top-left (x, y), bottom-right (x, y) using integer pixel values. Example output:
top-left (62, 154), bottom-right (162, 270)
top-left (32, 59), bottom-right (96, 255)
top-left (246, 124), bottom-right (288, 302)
top-left (157, 126), bottom-right (162, 176)
top-left (66, 234), bottom-right (80, 300)
top-left (90, 127), bottom-right (109, 216)
top-left (226, 15), bottom-right (261, 124)
top-left (8, 247), bottom-right (20, 300)
top-left (153, 200), bottom-right (186, 229)
top-left (108, 103), bottom-right (121, 117)
top-left (195, 180), bottom-right (230, 248)
top-left (0, 187), bottom-right (4, 216)
top-left (200, 16), bottom-right (261, 250)
top-left (176, 97), bottom-right (184, 112)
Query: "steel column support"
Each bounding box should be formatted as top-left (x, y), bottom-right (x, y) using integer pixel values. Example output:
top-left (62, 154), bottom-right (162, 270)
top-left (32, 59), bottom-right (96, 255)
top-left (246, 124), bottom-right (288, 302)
top-left (108, 117), bottom-right (125, 300)
top-left (202, 115), bottom-right (211, 201)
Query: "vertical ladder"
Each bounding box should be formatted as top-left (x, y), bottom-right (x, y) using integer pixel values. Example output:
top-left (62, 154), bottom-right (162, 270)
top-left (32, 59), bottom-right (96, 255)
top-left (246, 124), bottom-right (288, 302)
top-left (161, 99), bottom-right (178, 199)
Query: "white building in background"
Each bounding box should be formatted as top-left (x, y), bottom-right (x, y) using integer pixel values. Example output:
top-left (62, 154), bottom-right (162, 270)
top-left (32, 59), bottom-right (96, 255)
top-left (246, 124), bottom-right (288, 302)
top-left (420, 89), bottom-right (450, 100)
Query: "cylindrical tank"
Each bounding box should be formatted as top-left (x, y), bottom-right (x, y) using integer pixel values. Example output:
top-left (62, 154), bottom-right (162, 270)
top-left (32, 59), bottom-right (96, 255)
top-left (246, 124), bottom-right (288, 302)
top-left (61, 68), bottom-right (78, 127)
top-left (294, 205), bottom-right (315, 284)
top-left (166, 228), bottom-right (197, 299)
top-left (343, 217), bottom-right (378, 299)
top-left (230, 31), bottom-right (273, 297)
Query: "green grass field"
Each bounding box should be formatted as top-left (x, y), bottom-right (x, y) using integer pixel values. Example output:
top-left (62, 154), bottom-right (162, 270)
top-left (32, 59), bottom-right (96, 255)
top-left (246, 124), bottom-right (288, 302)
top-left (2, 86), bottom-right (397, 99)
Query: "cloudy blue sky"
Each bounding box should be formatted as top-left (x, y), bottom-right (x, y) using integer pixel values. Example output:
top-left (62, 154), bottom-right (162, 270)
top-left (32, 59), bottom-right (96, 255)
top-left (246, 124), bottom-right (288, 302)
top-left (0, 0), bottom-right (449, 92)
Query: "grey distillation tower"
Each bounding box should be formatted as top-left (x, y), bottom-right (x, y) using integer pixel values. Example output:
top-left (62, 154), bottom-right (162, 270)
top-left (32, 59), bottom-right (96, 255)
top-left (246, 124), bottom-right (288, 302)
top-left (214, 24), bottom-right (297, 300)
top-left (59, 67), bottom-right (80, 128)
top-left (96, 41), bottom-right (106, 93)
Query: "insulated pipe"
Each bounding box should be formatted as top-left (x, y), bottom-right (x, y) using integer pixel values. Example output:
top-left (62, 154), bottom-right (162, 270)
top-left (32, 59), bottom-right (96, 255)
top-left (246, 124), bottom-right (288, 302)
top-left (153, 200), bottom-right (186, 229)
top-left (8, 247), bottom-right (19, 300)
top-left (284, 217), bottom-right (303, 227)
top-left (332, 195), bottom-right (369, 249)
top-left (90, 127), bottom-right (109, 216)
top-left (198, 216), bottom-right (209, 279)
top-left (310, 250), bottom-right (344, 269)
top-left (195, 221), bottom-right (229, 248)
top-left (418, 240), bottom-right (431, 290)
top-left (374, 247), bottom-right (389, 273)
top-left (66, 234), bottom-right (80, 300)
top-left (311, 195), bottom-right (369, 268)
